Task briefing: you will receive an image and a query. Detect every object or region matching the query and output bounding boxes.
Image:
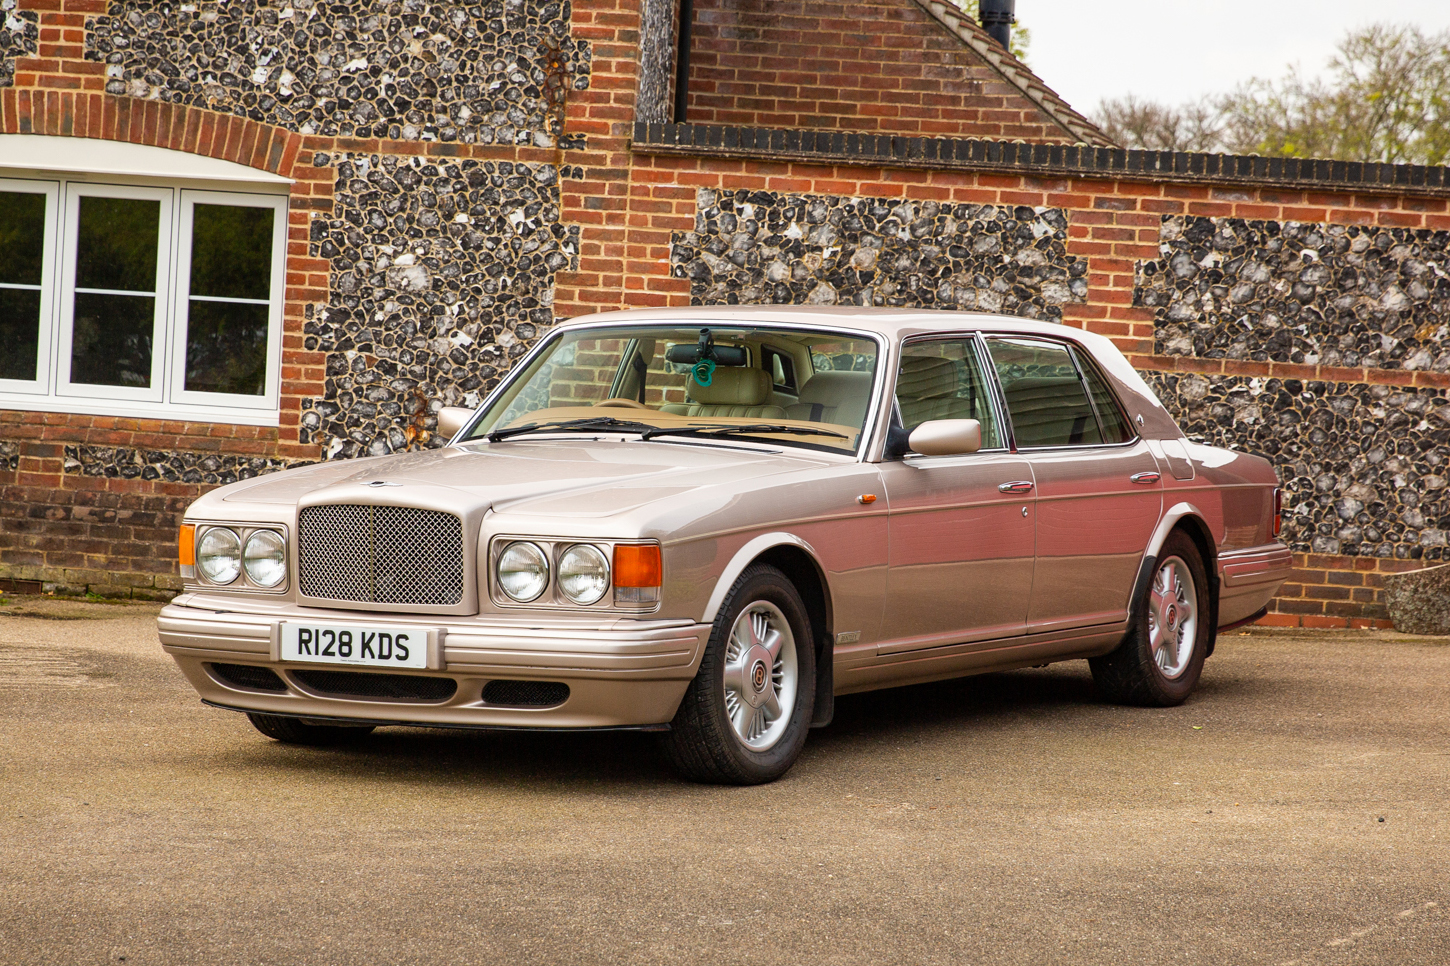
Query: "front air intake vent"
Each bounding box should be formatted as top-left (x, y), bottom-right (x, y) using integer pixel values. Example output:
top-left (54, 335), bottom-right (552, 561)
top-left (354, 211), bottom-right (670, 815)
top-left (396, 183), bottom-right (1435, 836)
top-left (209, 663), bottom-right (288, 692)
top-left (297, 504), bottom-right (464, 606)
top-left (482, 680), bottom-right (570, 708)
top-left (290, 669), bottom-right (458, 702)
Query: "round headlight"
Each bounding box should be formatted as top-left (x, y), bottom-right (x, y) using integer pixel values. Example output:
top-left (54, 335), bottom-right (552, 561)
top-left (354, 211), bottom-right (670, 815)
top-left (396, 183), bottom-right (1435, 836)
top-left (558, 544), bottom-right (609, 605)
top-left (197, 527), bottom-right (241, 584)
top-left (243, 529), bottom-right (287, 588)
top-left (498, 541), bottom-right (549, 602)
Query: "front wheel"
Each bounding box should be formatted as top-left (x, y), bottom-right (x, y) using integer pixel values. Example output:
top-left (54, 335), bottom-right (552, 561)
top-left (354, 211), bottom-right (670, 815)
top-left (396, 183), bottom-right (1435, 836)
top-left (658, 565), bottom-right (815, 784)
top-left (1090, 531), bottom-right (1212, 707)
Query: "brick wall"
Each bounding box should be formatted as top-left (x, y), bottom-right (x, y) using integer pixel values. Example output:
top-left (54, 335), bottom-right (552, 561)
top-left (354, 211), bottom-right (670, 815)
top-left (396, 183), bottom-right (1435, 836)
top-left (684, 0), bottom-right (1076, 140)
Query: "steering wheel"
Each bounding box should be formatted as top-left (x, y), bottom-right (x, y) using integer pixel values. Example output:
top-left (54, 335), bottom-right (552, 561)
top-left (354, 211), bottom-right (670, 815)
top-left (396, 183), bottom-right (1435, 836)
top-left (594, 398), bottom-right (649, 410)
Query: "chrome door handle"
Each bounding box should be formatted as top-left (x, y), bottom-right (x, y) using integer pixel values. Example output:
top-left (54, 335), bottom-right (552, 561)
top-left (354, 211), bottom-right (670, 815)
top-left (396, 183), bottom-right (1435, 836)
top-left (1131, 471), bottom-right (1162, 484)
top-left (998, 481), bottom-right (1034, 493)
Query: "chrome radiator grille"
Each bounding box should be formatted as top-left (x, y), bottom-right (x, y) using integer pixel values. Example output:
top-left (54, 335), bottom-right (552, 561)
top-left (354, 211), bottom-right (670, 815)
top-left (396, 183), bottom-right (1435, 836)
top-left (297, 505), bottom-right (464, 606)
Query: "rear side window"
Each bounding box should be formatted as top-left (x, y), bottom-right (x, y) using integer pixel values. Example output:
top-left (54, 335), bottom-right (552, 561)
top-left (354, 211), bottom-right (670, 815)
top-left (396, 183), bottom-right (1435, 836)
top-left (761, 346), bottom-right (797, 392)
top-left (985, 337), bottom-right (1103, 448)
top-left (1075, 352), bottom-right (1134, 444)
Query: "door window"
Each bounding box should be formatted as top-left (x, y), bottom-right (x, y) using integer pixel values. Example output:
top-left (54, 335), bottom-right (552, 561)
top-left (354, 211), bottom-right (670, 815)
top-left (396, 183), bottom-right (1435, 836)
top-left (895, 339), bottom-right (1004, 449)
top-left (985, 337), bottom-right (1106, 448)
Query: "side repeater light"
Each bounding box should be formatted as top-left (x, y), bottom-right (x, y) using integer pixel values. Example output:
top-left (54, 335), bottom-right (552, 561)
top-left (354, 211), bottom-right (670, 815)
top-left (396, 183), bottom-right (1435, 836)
top-left (179, 524), bottom-right (196, 579)
top-left (613, 544), bottom-right (662, 606)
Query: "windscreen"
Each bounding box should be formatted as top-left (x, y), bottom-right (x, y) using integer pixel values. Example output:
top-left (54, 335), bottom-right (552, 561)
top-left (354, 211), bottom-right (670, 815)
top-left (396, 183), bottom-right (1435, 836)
top-left (462, 325), bottom-right (882, 454)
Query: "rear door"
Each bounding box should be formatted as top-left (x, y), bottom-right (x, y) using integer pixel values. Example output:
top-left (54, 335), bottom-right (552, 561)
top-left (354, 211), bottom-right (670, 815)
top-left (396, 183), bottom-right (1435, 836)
top-left (984, 336), bottom-right (1162, 634)
top-left (878, 336), bottom-right (1036, 653)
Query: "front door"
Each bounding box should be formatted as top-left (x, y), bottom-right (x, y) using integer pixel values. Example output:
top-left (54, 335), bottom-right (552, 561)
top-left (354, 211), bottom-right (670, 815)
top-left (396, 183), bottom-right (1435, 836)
top-left (879, 337), bottom-right (1036, 653)
top-left (984, 336), bottom-right (1163, 634)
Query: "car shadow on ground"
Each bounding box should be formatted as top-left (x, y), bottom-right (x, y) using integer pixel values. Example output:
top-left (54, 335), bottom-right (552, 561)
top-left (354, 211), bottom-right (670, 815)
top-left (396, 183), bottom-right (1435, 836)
top-left (210, 664), bottom-right (1118, 789)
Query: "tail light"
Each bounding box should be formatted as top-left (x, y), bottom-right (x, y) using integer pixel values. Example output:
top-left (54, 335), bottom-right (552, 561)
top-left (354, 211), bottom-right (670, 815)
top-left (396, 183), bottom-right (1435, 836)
top-left (1272, 488), bottom-right (1283, 538)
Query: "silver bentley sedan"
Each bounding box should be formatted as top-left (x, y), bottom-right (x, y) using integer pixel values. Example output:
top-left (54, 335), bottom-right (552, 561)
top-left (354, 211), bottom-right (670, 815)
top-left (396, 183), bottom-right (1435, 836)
top-left (159, 307), bottom-right (1291, 784)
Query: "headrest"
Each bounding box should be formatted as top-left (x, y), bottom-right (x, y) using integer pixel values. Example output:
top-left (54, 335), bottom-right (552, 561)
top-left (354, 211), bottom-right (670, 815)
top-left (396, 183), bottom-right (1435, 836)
top-left (690, 366), bottom-right (773, 406)
top-left (797, 370), bottom-right (872, 405)
top-left (897, 356), bottom-right (957, 400)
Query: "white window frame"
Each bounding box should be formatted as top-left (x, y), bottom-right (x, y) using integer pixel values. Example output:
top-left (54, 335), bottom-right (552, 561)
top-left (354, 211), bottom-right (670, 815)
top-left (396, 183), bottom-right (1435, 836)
top-left (0, 178), bottom-right (59, 397)
top-left (0, 171), bottom-right (289, 426)
top-left (170, 189), bottom-right (288, 410)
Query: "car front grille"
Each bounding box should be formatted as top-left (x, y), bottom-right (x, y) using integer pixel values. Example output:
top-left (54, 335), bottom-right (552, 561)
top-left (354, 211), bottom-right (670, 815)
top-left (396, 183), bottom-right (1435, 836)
top-left (290, 669), bottom-right (458, 702)
top-left (297, 504), bottom-right (464, 606)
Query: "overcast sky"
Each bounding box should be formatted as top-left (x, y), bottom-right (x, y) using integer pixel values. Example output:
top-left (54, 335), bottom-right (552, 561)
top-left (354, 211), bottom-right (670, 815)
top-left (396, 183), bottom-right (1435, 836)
top-left (1023, 1), bottom-right (1450, 117)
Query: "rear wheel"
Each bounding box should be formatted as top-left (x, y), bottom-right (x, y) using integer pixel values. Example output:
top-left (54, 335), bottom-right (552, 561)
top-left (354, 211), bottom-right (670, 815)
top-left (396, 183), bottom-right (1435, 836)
top-left (1090, 531), bottom-right (1212, 706)
top-left (246, 712), bottom-right (376, 745)
top-left (658, 565), bottom-right (815, 784)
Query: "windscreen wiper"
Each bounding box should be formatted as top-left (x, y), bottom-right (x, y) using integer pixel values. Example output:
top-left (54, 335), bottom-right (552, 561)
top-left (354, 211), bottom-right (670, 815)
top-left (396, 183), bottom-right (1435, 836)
top-left (485, 417), bottom-right (657, 442)
top-left (641, 423), bottom-right (848, 442)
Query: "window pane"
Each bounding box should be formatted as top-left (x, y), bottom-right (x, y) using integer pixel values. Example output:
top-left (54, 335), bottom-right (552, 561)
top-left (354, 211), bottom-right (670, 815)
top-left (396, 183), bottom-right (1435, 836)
top-left (190, 204), bottom-right (273, 300)
top-left (0, 290), bottom-right (42, 381)
top-left (896, 340), bottom-right (1003, 448)
top-left (1078, 354), bottom-right (1134, 443)
top-left (76, 196), bottom-right (159, 293)
top-left (0, 190), bottom-right (46, 286)
top-left (71, 292), bottom-right (154, 387)
top-left (987, 338), bottom-right (1103, 447)
top-left (184, 300), bottom-right (268, 395)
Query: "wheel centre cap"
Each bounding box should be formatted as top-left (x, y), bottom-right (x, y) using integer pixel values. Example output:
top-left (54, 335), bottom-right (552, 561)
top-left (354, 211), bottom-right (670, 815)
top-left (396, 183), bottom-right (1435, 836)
top-left (741, 645), bottom-right (773, 708)
top-left (1164, 603), bottom-right (1177, 629)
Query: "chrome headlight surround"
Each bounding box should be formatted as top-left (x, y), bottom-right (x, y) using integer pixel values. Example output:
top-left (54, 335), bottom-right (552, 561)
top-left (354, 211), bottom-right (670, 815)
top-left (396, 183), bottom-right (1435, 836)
top-left (497, 540), bottom-right (551, 602)
top-left (187, 523), bottom-right (290, 593)
top-left (557, 543), bottom-right (610, 605)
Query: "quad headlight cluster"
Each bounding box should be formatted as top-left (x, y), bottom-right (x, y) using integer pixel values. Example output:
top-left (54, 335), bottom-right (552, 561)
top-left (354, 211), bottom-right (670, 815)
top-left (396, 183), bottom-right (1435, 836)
top-left (182, 524), bottom-right (289, 590)
top-left (494, 540), bottom-right (660, 608)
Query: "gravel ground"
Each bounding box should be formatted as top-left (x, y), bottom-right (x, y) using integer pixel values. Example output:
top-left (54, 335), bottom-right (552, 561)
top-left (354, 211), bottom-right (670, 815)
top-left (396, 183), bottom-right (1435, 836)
top-left (1, 605), bottom-right (1447, 965)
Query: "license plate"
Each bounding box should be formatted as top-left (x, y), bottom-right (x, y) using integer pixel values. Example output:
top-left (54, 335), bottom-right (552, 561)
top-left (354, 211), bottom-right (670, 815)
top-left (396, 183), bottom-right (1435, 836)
top-left (279, 621), bottom-right (433, 670)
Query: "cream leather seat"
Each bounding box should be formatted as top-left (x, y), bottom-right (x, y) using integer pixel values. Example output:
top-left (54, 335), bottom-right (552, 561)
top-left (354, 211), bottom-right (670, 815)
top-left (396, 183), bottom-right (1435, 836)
top-left (786, 370), bottom-right (871, 427)
top-left (661, 367), bottom-right (787, 419)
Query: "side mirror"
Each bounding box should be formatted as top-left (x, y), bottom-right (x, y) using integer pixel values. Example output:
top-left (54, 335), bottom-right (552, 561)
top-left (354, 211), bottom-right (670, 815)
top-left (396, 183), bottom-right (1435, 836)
top-left (436, 406), bottom-right (474, 440)
top-left (908, 418), bottom-right (982, 457)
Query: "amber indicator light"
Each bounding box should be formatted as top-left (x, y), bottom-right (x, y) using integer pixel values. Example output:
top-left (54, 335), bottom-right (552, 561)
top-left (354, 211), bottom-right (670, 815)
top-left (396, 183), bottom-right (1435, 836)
top-left (858, 494), bottom-right (877, 505)
top-left (613, 544), bottom-right (662, 587)
top-left (179, 524), bottom-right (196, 567)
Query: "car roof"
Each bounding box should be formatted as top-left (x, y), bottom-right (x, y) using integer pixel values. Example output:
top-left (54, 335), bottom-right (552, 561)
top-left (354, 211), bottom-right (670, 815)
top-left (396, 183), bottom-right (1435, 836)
top-left (555, 306), bottom-right (1185, 442)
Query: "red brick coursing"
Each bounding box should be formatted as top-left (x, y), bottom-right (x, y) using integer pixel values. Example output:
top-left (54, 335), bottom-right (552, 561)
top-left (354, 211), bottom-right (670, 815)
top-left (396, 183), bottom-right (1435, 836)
top-left (685, 0), bottom-right (1076, 141)
top-left (3, 0), bottom-right (1445, 625)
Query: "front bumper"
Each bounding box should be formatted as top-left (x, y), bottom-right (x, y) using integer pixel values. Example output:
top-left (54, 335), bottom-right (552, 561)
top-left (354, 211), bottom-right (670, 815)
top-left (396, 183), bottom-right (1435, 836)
top-left (158, 598), bottom-right (710, 729)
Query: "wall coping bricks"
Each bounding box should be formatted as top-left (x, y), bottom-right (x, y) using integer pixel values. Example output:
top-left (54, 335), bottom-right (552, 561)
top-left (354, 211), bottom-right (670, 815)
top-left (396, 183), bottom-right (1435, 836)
top-left (633, 122), bottom-right (1450, 198)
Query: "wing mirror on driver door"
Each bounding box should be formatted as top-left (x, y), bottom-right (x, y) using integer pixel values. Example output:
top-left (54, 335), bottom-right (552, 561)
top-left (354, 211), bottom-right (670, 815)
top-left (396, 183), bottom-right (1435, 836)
top-left (908, 419), bottom-right (982, 457)
top-left (436, 406), bottom-right (474, 439)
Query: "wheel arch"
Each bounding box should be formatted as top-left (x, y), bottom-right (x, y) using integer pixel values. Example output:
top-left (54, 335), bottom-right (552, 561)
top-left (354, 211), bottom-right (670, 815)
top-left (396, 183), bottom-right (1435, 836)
top-left (701, 533), bottom-right (834, 645)
top-left (1144, 502), bottom-right (1221, 645)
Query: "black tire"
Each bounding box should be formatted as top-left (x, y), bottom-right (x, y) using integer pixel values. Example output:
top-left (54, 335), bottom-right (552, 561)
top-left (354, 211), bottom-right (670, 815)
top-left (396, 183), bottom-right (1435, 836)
top-left (246, 712), bottom-right (376, 745)
top-left (658, 564), bottom-right (816, 785)
top-left (1090, 531), bottom-right (1213, 707)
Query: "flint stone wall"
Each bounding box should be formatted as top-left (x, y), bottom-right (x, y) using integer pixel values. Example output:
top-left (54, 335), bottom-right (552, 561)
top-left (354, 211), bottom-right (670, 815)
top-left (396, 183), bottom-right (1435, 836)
top-left (1, 0), bottom-right (38, 89)
top-left (673, 188), bottom-right (1088, 316)
top-left (1148, 372), bottom-right (1450, 560)
top-left (85, 0), bottom-right (591, 143)
top-left (63, 445), bottom-right (298, 484)
top-left (305, 152), bottom-right (579, 459)
top-left (1140, 215), bottom-right (1450, 370)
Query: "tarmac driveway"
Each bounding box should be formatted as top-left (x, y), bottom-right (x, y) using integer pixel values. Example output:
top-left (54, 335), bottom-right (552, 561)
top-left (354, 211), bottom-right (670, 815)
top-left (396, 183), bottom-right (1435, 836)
top-left (1, 599), bottom-right (1447, 965)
